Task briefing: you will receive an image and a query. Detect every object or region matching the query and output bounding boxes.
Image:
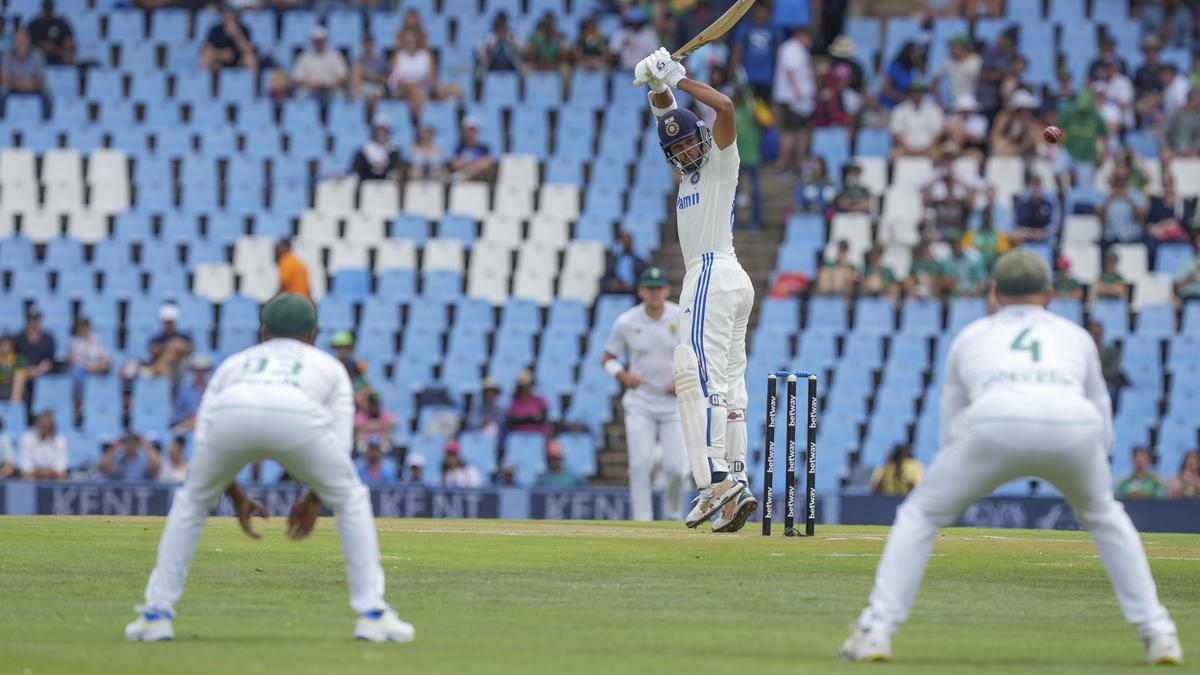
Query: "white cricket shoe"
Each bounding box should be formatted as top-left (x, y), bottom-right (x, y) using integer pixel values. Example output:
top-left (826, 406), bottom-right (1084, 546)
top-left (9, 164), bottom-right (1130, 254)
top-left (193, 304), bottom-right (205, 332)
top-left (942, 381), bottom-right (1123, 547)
top-left (685, 477), bottom-right (744, 529)
top-left (713, 485), bottom-right (758, 533)
top-left (1146, 633), bottom-right (1183, 666)
top-left (838, 626), bottom-right (892, 662)
top-left (124, 607), bottom-right (174, 642)
top-left (354, 609), bottom-right (415, 643)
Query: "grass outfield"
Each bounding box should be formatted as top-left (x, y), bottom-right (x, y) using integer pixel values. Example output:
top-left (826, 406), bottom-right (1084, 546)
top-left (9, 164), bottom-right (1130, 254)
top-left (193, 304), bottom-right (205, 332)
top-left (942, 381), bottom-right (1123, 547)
top-left (0, 518), bottom-right (1196, 674)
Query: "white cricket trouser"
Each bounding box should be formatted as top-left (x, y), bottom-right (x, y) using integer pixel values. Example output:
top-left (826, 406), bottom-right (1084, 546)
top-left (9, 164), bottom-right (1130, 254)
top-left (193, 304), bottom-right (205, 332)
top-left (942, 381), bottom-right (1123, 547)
top-left (144, 387), bottom-right (389, 615)
top-left (858, 391), bottom-right (1177, 639)
top-left (677, 252), bottom-right (753, 485)
top-left (624, 406), bottom-right (688, 521)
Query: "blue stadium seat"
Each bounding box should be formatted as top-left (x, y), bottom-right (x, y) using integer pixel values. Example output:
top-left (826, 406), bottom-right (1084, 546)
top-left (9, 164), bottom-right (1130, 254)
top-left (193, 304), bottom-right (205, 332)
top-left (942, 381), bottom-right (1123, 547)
top-left (330, 269), bottom-right (373, 300)
top-left (1091, 299), bottom-right (1130, 339)
top-left (377, 269), bottom-right (418, 300)
top-left (853, 297), bottom-right (894, 336)
top-left (899, 299), bottom-right (941, 336)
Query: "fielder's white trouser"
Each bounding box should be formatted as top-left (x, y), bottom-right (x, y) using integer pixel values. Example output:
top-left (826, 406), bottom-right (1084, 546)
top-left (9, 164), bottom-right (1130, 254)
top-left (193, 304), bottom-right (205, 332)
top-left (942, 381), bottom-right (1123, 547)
top-left (144, 388), bottom-right (389, 615)
top-left (857, 391), bottom-right (1177, 640)
top-left (624, 406), bottom-right (689, 521)
top-left (675, 252), bottom-right (754, 489)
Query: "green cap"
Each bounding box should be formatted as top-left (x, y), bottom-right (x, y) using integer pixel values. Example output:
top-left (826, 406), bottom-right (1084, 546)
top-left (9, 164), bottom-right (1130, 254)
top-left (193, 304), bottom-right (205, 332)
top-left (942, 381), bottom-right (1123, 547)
top-left (638, 266), bottom-right (669, 288)
top-left (1104, 248), bottom-right (1119, 260)
top-left (949, 35), bottom-right (971, 48)
top-left (992, 249), bottom-right (1050, 296)
top-left (261, 293), bottom-right (317, 339)
top-left (330, 330), bottom-right (355, 347)
top-left (945, 228), bottom-right (964, 242)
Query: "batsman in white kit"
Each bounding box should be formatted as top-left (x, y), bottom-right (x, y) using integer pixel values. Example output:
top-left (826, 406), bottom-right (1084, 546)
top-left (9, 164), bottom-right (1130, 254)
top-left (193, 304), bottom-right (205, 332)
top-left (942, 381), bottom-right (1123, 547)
top-left (125, 294), bottom-right (414, 643)
top-left (634, 47), bottom-right (757, 532)
top-left (840, 250), bottom-right (1183, 666)
top-left (602, 266), bottom-right (690, 521)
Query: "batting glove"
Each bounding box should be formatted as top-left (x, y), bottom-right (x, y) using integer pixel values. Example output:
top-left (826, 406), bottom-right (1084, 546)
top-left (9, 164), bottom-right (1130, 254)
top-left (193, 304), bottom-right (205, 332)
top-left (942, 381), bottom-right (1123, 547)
top-left (634, 54), bottom-right (668, 93)
top-left (649, 47), bottom-right (686, 88)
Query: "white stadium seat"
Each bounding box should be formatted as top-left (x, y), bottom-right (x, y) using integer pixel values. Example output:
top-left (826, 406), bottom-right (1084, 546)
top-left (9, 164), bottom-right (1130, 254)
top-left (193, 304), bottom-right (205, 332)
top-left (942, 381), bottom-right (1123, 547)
top-left (21, 210), bottom-right (61, 243)
top-left (314, 177), bottom-right (357, 217)
top-left (238, 265), bottom-right (278, 302)
top-left (878, 188), bottom-right (921, 246)
top-left (0, 211), bottom-right (15, 238)
top-left (41, 149), bottom-right (82, 190)
top-left (344, 213), bottom-right (385, 244)
top-left (193, 263), bottom-right (235, 302)
top-left (1133, 273), bottom-right (1175, 309)
top-left (527, 215), bottom-right (569, 250)
top-left (0, 148), bottom-right (36, 185)
top-left (44, 181), bottom-right (85, 212)
top-left (67, 210), bottom-right (109, 243)
top-left (327, 240), bottom-right (369, 273)
top-left (558, 240), bottom-right (605, 304)
top-left (1112, 243), bottom-right (1150, 284)
top-left (1061, 215), bottom-right (1101, 244)
top-left (1170, 158), bottom-right (1200, 197)
top-left (511, 263), bottom-right (554, 306)
top-left (891, 157), bottom-right (933, 191)
top-left (852, 156), bottom-right (887, 196)
top-left (466, 238), bottom-right (512, 306)
top-left (233, 236), bottom-right (275, 273)
top-left (953, 155), bottom-right (980, 182)
top-left (517, 239), bottom-right (558, 273)
top-left (538, 184), bottom-right (580, 221)
top-left (984, 156), bottom-right (1024, 205)
top-left (448, 181), bottom-right (491, 220)
top-left (2, 177), bottom-right (39, 213)
top-left (882, 244), bottom-right (912, 280)
top-left (1061, 243), bottom-right (1101, 284)
top-left (403, 180), bottom-right (445, 219)
top-left (494, 183), bottom-right (535, 220)
top-left (297, 209), bottom-right (338, 244)
top-left (480, 215), bottom-right (524, 249)
top-left (423, 238), bottom-right (464, 273)
top-left (359, 180), bottom-right (400, 218)
top-left (375, 239), bottom-right (418, 271)
top-left (497, 154), bottom-right (539, 192)
top-left (86, 149), bottom-right (128, 185)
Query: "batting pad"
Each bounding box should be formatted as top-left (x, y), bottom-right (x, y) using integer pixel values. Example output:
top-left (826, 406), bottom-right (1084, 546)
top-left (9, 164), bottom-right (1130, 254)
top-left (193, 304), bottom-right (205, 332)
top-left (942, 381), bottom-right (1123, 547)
top-left (673, 344), bottom-right (727, 489)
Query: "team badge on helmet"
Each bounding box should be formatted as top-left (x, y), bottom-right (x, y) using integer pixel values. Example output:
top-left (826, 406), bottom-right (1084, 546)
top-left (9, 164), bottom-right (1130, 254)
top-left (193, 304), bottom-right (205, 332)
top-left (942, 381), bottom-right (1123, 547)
top-left (657, 108), bottom-right (712, 175)
top-left (664, 118), bottom-right (680, 137)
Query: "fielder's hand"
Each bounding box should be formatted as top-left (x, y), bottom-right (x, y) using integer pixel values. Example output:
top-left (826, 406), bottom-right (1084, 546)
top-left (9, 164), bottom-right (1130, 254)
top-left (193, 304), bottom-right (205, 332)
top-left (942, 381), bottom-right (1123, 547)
top-left (286, 491), bottom-right (322, 541)
top-left (228, 486), bottom-right (268, 540)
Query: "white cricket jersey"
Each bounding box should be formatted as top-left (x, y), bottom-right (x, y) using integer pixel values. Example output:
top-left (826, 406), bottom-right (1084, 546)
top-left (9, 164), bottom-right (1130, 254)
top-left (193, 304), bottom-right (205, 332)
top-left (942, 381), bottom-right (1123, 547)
top-left (604, 302), bottom-right (682, 415)
top-left (939, 304), bottom-right (1113, 451)
top-left (200, 338), bottom-right (355, 451)
top-left (675, 141), bottom-right (739, 270)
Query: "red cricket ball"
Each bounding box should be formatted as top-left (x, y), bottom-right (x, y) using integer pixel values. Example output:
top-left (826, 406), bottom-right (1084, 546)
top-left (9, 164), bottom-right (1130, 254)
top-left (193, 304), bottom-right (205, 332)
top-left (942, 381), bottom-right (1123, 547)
top-left (1043, 126), bottom-right (1063, 144)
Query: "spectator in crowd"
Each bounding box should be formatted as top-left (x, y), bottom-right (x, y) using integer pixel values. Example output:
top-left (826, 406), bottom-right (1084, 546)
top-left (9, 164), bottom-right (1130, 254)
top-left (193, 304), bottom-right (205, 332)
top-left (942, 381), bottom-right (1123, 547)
top-left (479, 11), bottom-right (522, 72)
top-left (730, 3), bottom-right (779, 100)
top-left (815, 240), bottom-right (857, 297)
top-left (870, 444), bottom-right (923, 497)
top-left (1173, 232), bottom-right (1200, 304)
top-left (0, 335), bottom-right (27, 404)
top-left (1160, 63), bottom-right (1190, 116)
top-left (1116, 446), bottom-right (1168, 499)
top-left (526, 11), bottom-right (566, 73)
top-left (1012, 175), bottom-right (1060, 244)
top-left (329, 331), bottom-right (369, 395)
top-left (1168, 451), bottom-right (1200, 500)
top-left (890, 79), bottom-right (944, 157)
top-left (99, 431), bottom-right (162, 481)
top-left (601, 231), bottom-right (646, 295)
top-left (26, 0), bottom-right (73, 66)
top-left (906, 239), bottom-right (945, 300)
top-left (351, 115), bottom-right (403, 181)
top-left (573, 16), bottom-right (610, 69)
top-left (944, 94), bottom-right (988, 163)
top-left (976, 29), bottom-right (1016, 116)
top-left (200, 6), bottom-right (257, 73)
top-left (961, 208), bottom-right (1009, 268)
top-left (408, 125), bottom-right (447, 181)
top-left (291, 26), bottom-right (348, 102)
top-left (1113, 146), bottom-right (1150, 194)
top-left (387, 28), bottom-right (435, 116)
top-left (494, 463), bottom-right (516, 486)
top-left (275, 238), bottom-right (311, 299)
top-left (355, 392), bottom-right (397, 451)
top-left (1051, 66), bottom-right (1077, 108)
top-left (1088, 37), bottom-right (1126, 81)
top-left (835, 163), bottom-right (871, 214)
top-left (18, 411), bottom-right (66, 480)
top-left (400, 8), bottom-right (427, 48)
top-left (859, 245), bottom-right (899, 301)
top-left (1133, 35), bottom-right (1165, 98)
top-left (441, 439), bottom-right (482, 488)
top-left (449, 116), bottom-right (494, 182)
top-left (1099, 168), bottom-right (1148, 245)
top-left (1147, 177), bottom-right (1194, 245)
top-left (812, 59), bottom-right (854, 129)
top-left (1094, 249), bottom-right (1130, 300)
top-left (794, 155), bottom-right (836, 215)
top-left (733, 88), bottom-right (763, 230)
top-left (1052, 256), bottom-right (1085, 300)
top-left (158, 440), bottom-right (188, 484)
top-left (505, 370), bottom-right (550, 437)
top-left (933, 36), bottom-right (981, 104)
top-left (350, 35), bottom-right (389, 102)
top-left (0, 419), bottom-right (15, 479)
top-left (405, 453), bottom-right (426, 484)
top-left (535, 439), bottom-right (585, 488)
top-left (920, 147), bottom-right (974, 236)
top-left (878, 42), bottom-right (923, 110)
top-left (66, 317), bottom-right (109, 420)
top-left (829, 36), bottom-right (864, 93)
top-left (988, 89), bottom-right (1039, 157)
top-left (144, 304), bottom-right (193, 382)
top-left (1096, 57), bottom-right (1136, 132)
top-left (1159, 89), bottom-right (1200, 164)
top-left (356, 436), bottom-right (398, 487)
top-left (2, 29), bottom-right (48, 117)
top-left (170, 354), bottom-right (210, 438)
top-left (772, 26), bottom-right (815, 172)
top-left (1057, 90), bottom-right (1108, 190)
top-left (941, 229), bottom-right (988, 298)
top-left (610, 7), bottom-right (655, 72)
top-left (1087, 320), bottom-right (1126, 403)
top-left (16, 307), bottom-right (55, 388)
top-left (467, 379), bottom-right (506, 437)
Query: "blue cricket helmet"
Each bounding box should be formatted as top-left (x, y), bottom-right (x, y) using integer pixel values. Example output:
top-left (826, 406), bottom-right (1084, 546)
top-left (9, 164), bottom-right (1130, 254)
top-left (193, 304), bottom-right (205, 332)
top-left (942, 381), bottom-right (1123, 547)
top-left (657, 108), bottom-right (712, 175)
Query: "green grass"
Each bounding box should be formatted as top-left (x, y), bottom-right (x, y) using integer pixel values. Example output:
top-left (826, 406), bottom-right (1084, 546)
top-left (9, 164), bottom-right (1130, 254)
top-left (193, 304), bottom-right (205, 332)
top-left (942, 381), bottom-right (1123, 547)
top-left (0, 518), bottom-right (1196, 674)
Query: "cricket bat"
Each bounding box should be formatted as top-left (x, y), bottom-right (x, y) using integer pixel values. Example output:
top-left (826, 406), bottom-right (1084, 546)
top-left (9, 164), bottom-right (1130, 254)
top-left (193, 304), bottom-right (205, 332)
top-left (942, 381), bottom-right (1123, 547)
top-left (671, 0), bottom-right (758, 61)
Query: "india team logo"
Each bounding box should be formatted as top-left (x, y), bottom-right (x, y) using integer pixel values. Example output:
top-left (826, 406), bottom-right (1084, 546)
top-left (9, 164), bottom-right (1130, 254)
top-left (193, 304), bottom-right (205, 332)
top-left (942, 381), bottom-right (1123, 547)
top-left (664, 118), bottom-right (680, 137)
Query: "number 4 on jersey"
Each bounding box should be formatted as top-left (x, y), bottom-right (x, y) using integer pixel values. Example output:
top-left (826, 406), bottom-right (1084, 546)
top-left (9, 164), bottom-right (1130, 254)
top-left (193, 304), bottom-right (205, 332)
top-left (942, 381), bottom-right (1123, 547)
top-left (1010, 327), bottom-right (1041, 362)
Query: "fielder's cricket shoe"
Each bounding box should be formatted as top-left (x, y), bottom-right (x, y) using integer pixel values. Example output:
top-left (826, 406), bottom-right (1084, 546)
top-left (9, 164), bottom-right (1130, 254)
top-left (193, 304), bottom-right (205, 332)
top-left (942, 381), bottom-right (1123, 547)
top-left (685, 477), bottom-right (745, 528)
top-left (838, 626), bottom-right (892, 662)
top-left (713, 484), bottom-right (758, 533)
top-left (124, 607), bottom-right (174, 642)
top-left (1146, 633), bottom-right (1183, 666)
top-left (354, 609), bottom-right (415, 643)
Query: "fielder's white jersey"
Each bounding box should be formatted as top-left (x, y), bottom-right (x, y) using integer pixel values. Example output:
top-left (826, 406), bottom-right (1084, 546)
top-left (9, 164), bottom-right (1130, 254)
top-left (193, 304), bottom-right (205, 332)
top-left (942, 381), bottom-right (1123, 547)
top-left (675, 141), bottom-right (740, 270)
top-left (939, 304), bottom-right (1113, 451)
top-left (199, 338), bottom-right (355, 452)
top-left (604, 302), bottom-right (682, 416)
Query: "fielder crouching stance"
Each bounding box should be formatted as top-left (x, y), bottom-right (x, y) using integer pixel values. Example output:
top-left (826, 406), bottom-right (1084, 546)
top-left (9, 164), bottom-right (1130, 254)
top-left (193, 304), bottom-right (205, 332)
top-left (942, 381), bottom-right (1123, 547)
top-left (634, 48), bottom-right (757, 532)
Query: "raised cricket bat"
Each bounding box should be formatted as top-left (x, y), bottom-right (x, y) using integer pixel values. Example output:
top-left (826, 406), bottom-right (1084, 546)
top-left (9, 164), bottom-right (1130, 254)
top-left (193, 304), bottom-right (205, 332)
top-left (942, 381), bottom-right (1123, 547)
top-left (671, 0), bottom-right (758, 61)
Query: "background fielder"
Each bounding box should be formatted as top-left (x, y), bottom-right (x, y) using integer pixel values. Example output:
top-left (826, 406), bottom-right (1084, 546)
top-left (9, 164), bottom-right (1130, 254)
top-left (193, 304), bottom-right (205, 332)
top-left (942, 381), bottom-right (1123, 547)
top-left (839, 250), bottom-right (1183, 666)
top-left (603, 266), bottom-right (689, 521)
